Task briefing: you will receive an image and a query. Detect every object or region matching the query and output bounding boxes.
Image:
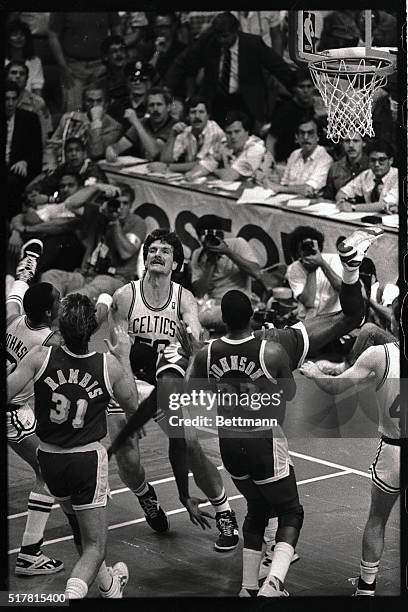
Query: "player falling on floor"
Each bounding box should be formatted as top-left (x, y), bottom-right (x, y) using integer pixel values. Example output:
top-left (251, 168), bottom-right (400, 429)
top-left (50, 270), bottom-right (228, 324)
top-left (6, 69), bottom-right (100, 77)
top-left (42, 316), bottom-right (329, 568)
top-left (7, 293), bottom-right (136, 599)
top-left (108, 228), bottom-right (239, 550)
top-left (6, 239), bottom-right (65, 576)
top-left (178, 226), bottom-right (385, 595)
top-left (300, 297), bottom-right (402, 597)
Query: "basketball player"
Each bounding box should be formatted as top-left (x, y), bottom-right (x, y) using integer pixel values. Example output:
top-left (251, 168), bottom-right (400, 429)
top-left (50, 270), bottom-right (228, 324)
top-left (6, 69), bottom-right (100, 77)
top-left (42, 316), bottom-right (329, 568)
top-left (7, 294), bottom-right (135, 599)
top-left (6, 238), bottom-right (64, 576)
top-left (300, 297), bottom-right (401, 597)
top-left (108, 228), bottom-right (239, 550)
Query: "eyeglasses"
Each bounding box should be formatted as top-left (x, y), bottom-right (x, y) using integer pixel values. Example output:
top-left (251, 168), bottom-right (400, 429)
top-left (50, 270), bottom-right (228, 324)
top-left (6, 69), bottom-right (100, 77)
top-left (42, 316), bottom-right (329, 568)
top-left (369, 156), bottom-right (389, 164)
top-left (127, 75), bottom-right (149, 82)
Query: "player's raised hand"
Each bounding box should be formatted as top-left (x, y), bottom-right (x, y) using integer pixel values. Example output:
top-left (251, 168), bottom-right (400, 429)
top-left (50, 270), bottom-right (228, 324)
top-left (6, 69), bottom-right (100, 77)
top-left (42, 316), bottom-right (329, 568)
top-left (104, 324), bottom-right (130, 361)
top-left (184, 497), bottom-right (215, 530)
top-left (299, 361), bottom-right (323, 378)
top-left (176, 321), bottom-right (203, 358)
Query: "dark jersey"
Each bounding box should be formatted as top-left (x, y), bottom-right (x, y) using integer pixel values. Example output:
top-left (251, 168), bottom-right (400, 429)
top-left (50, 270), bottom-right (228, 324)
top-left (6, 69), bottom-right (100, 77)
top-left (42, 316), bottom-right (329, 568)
top-left (33, 346), bottom-right (114, 448)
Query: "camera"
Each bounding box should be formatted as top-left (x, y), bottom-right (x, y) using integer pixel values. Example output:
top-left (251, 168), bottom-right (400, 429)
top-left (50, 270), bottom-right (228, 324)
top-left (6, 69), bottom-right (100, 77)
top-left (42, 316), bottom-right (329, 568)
top-left (301, 238), bottom-right (317, 256)
top-left (202, 228), bottom-right (222, 248)
top-left (105, 197), bottom-right (121, 212)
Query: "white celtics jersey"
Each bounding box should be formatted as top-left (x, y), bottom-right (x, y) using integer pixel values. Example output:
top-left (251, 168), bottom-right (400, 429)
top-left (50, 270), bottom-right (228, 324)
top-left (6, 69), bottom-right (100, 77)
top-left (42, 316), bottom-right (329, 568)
top-left (376, 342), bottom-right (400, 439)
top-left (6, 315), bottom-right (54, 405)
top-left (127, 279), bottom-right (183, 351)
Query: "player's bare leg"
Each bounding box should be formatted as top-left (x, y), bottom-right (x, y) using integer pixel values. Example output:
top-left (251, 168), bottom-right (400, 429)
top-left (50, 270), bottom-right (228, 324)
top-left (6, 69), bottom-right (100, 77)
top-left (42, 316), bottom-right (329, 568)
top-left (354, 484), bottom-right (399, 596)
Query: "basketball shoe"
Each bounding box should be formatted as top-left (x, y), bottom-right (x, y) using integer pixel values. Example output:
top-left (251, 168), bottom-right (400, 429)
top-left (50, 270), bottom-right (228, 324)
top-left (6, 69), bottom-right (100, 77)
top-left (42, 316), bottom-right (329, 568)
top-left (15, 550), bottom-right (64, 576)
top-left (337, 228), bottom-right (384, 271)
top-left (352, 577), bottom-right (376, 596)
top-left (15, 239), bottom-right (44, 284)
top-left (239, 587), bottom-right (259, 597)
top-left (99, 562), bottom-right (129, 598)
top-left (214, 509), bottom-right (239, 551)
top-left (258, 575), bottom-right (289, 597)
top-left (258, 547), bottom-right (300, 581)
top-left (138, 484), bottom-right (169, 532)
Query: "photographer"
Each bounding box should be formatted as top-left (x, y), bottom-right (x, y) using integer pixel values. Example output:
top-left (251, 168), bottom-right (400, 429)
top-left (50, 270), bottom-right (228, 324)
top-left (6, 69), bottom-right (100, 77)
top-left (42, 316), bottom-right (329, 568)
top-left (191, 215), bottom-right (261, 329)
top-left (286, 226), bottom-right (343, 321)
top-left (41, 182), bottom-right (146, 301)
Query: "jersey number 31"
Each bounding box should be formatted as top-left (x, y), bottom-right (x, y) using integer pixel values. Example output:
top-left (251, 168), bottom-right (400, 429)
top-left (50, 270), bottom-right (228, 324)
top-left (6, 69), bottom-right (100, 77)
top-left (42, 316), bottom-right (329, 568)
top-left (50, 392), bottom-right (88, 429)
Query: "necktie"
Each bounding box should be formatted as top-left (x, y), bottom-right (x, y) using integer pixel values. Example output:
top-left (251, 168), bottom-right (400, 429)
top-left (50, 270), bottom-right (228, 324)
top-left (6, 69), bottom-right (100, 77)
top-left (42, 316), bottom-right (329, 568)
top-left (370, 177), bottom-right (383, 202)
top-left (219, 49), bottom-right (231, 96)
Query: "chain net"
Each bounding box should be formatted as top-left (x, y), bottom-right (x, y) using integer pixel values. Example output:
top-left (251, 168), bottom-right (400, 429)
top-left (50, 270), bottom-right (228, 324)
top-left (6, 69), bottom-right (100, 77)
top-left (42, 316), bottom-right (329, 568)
top-left (309, 57), bottom-right (390, 143)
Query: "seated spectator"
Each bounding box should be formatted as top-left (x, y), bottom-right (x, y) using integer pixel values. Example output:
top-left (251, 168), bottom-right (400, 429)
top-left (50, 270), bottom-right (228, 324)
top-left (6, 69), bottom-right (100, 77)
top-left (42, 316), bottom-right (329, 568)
top-left (266, 69), bottom-right (316, 163)
top-left (97, 35), bottom-right (130, 119)
top-left (25, 137), bottom-right (108, 203)
top-left (372, 82), bottom-right (398, 155)
top-left (6, 61), bottom-right (53, 143)
top-left (6, 80), bottom-right (42, 220)
top-left (263, 116), bottom-right (333, 196)
top-left (166, 11), bottom-right (295, 128)
top-left (169, 96), bottom-right (185, 122)
top-left (5, 18), bottom-right (45, 96)
top-left (41, 182), bottom-right (146, 301)
top-left (9, 171), bottom-right (86, 275)
top-left (150, 13), bottom-right (186, 94)
top-left (336, 140), bottom-right (398, 213)
top-left (286, 226), bottom-right (343, 321)
top-left (146, 96), bottom-right (225, 174)
top-left (45, 84), bottom-right (123, 169)
top-left (190, 215), bottom-right (261, 330)
top-left (108, 60), bottom-right (156, 125)
top-left (106, 86), bottom-right (175, 162)
top-left (185, 110), bottom-right (265, 181)
top-left (122, 12), bottom-right (154, 62)
top-left (323, 134), bottom-right (369, 200)
top-left (317, 11), bottom-right (361, 51)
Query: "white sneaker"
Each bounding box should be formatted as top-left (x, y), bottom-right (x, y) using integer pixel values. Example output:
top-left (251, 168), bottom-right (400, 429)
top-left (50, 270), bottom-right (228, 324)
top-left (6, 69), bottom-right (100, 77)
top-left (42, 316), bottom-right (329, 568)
top-left (100, 562), bottom-right (129, 598)
top-left (258, 575), bottom-right (289, 597)
top-left (337, 228), bottom-right (384, 271)
top-left (239, 587), bottom-right (258, 597)
top-left (258, 548), bottom-right (300, 581)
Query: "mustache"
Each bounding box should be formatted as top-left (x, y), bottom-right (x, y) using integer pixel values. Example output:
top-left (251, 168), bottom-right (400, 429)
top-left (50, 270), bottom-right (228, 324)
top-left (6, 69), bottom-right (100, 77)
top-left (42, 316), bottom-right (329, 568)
top-left (151, 257), bottom-right (165, 265)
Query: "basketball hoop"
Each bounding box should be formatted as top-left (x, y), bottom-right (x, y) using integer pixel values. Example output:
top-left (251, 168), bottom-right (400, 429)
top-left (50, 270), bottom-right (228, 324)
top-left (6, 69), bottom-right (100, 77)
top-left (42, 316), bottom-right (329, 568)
top-left (308, 49), bottom-right (395, 142)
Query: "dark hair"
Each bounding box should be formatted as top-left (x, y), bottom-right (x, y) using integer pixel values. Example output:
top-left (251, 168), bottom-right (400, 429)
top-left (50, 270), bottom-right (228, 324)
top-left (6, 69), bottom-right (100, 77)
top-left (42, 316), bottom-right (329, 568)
top-left (6, 19), bottom-right (35, 60)
top-left (5, 79), bottom-right (20, 96)
top-left (100, 35), bottom-right (126, 57)
top-left (113, 181), bottom-right (135, 203)
top-left (294, 68), bottom-right (314, 86)
top-left (83, 83), bottom-right (107, 101)
top-left (195, 215), bottom-right (224, 233)
top-left (289, 226), bottom-right (324, 258)
top-left (147, 86), bottom-right (172, 105)
top-left (143, 229), bottom-right (184, 272)
top-left (367, 139), bottom-right (394, 159)
top-left (224, 110), bottom-right (253, 134)
top-left (296, 114), bottom-right (319, 133)
top-left (221, 290), bottom-right (253, 330)
top-left (59, 293), bottom-right (98, 352)
top-left (186, 96), bottom-right (208, 114)
top-left (212, 12), bottom-right (240, 33)
top-left (6, 60), bottom-right (29, 80)
top-left (23, 283), bottom-right (57, 325)
top-left (155, 12), bottom-right (178, 25)
top-left (59, 170), bottom-right (82, 185)
top-left (64, 137), bottom-right (86, 151)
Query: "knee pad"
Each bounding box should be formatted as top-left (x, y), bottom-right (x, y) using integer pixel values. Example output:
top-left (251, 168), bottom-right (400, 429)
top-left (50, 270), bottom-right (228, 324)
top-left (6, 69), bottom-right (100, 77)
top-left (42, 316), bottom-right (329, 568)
top-left (243, 501), bottom-right (269, 535)
top-left (278, 504), bottom-right (304, 532)
top-left (66, 512), bottom-right (81, 547)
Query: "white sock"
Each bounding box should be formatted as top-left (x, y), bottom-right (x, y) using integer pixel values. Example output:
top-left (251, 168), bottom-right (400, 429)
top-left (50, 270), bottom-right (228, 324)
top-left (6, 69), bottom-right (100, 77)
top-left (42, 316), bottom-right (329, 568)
top-left (21, 493), bottom-right (54, 548)
top-left (98, 562), bottom-right (113, 591)
top-left (7, 280), bottom-right (29, 313)
top-left (360, 559), bottom-right (379, 584)
top-left (264, 517), bottom-right (278, 551)
top-left (341, 269), bottom-right (359, 285)
top-left (65, 577), bottom-right (88, 599)
top-left (209, 488), bottom-right (231, 513)
top-left (242, 548), bottom-right (263, 590)
top-left (267, 541), bottom-right (294, 584)
top-left (134, 481), bottom-right (149, 496)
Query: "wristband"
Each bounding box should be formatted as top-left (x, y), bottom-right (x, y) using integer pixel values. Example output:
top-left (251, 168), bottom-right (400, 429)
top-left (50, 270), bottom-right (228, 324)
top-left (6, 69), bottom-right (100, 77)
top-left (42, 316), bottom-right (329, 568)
top-left (96, 293), bottom-right (113, 309)
top-left (351, 205), bottom-right (356, 211)
top-left (91, 120), bottom-right (103, 129)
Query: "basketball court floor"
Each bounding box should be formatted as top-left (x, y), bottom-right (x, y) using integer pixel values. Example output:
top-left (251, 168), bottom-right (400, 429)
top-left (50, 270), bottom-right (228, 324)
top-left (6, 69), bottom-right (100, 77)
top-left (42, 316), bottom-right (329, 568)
top-left (7, 323), bottom-right (400, 598)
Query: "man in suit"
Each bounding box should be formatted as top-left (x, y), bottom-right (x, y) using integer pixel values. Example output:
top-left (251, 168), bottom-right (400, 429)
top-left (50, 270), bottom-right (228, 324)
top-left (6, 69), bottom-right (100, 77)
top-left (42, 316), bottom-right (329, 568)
top-left (6, 80), bottom-right (43, 219)
top-left (165, 12), bottom-right (295, 129)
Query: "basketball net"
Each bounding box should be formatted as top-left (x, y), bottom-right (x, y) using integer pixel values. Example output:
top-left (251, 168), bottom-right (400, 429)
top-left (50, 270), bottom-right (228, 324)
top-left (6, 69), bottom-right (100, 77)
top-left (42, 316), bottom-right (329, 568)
top-left (309, 57), bottom-right (390, 143)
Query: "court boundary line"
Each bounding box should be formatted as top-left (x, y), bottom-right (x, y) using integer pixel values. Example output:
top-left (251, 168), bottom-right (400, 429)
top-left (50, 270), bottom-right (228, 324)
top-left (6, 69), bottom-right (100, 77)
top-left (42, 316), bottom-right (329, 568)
top-left (8, 467), bottom-right (358, 555)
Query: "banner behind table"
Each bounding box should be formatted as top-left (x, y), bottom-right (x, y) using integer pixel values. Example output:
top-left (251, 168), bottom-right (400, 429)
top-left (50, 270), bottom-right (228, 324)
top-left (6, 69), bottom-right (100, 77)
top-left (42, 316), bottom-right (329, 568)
top-left (107, 173), bottom-right (397, 284)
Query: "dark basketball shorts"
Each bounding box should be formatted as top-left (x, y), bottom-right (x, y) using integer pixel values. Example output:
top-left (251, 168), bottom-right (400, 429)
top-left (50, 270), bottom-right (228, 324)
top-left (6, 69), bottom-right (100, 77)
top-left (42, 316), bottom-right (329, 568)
top-left (219, 432), bottom-right (293, 484)
top-left (7, 403), bottom-right (37, 443)
top-left (37, 442), bottom-right (109, 510)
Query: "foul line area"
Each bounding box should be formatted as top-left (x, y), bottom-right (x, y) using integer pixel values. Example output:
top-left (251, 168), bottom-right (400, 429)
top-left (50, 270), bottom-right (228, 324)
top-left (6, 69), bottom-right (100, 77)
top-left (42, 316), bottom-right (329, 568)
top-left (8, 436), bottom-right (371, 555)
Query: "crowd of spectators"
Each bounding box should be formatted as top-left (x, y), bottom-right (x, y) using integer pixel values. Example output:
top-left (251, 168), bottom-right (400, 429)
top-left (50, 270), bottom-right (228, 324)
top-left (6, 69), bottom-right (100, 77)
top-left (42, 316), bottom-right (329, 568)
top-left (5, 10), bottom-right (399, 351)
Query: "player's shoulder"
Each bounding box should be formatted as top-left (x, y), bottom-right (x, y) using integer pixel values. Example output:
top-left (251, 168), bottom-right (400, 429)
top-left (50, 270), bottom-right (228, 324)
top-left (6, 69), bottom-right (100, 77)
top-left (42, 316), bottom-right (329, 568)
top-left (112, 281), bottom-right (136, 308)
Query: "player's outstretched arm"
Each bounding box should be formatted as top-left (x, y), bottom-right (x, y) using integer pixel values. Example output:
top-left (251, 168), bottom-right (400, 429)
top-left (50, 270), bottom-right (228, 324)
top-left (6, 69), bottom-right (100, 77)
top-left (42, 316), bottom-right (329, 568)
top-left (7, 346), bottom-right (46, 401)
top-left (179, 288), bottom-right (202, 342)
top-left (108, 284), bottom-right (133, 343)
top-left (264, 342), bottom-right (297, 401)
top-left (300, 345), bottom-right (381, 395)
top-left (105, 324), bottom-right (139, 420)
